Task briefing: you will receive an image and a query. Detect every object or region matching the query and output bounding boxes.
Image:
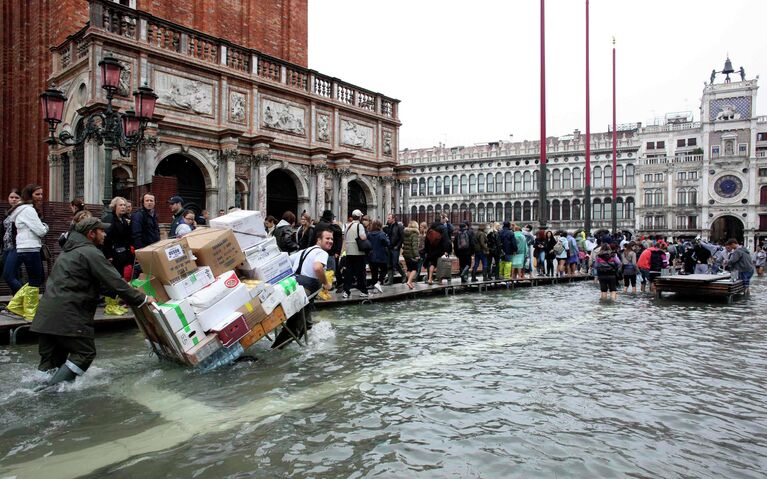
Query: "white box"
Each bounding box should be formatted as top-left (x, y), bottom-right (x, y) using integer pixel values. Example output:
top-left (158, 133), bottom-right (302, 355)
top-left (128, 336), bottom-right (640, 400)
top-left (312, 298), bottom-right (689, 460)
top-left (240, 237), bottom-right (281, 269)
top-left (156, 299), bottom-right (198, 334)
top-left (189, 271), bottom-right (241, 312)
top-left (281, 285), bottom-right (308, 318)
top-left (259, 277), bottom-right (307, 317)
top-left (242, 280), bottom-right (273, 300)
top-left (239, 252), bottom-right (293, 283)
top-left (210, 210), bottom-right (267, 251)
top-left (163, 266), bottom-right (216, 301)
top-left (195, 283), bottom-right (252, 331)
top-left (173, 320), bottom-right (208, 353)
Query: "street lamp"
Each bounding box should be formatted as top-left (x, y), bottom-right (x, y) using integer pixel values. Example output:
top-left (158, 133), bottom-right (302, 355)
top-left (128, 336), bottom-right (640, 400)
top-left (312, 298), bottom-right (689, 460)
top-left (40, 54), bottom-right (158, 207)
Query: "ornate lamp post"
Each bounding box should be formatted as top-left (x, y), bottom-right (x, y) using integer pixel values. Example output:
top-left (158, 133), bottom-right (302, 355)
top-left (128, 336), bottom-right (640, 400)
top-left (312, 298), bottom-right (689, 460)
top-left (40, 54), bottom-right (158, 207)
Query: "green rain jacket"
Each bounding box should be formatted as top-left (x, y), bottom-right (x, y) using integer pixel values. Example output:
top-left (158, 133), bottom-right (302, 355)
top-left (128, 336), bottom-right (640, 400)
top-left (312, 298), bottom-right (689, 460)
top-left (31, 231), bottom-right (147, 338)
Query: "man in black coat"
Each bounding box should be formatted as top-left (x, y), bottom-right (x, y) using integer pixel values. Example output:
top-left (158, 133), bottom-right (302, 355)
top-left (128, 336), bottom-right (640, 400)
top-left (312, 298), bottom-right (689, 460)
top-left (384, 214), bottom-right (406, 285)
top-left (131, 192), bottom-right (160, 250)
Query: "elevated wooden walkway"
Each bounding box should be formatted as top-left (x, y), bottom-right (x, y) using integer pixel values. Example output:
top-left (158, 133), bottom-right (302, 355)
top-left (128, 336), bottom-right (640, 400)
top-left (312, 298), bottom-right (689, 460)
top-left (0, 273), bottom-right (592, 344)
top-left (653, 273), bottom-right (745, 304)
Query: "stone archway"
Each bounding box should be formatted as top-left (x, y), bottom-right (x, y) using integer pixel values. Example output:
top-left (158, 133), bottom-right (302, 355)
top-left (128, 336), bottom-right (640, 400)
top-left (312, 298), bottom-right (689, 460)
top-left (710, 215), bottom-right (744, 245)
top-left (348, 180), bottom-right (368, 215)
top-left (266, 169), bottom-right (298, 218)
top-left (155, 154), bottom-right (207, 210)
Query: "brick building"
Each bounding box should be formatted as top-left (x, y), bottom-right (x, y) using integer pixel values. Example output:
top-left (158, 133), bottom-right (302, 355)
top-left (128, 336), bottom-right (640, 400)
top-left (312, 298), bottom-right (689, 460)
top-left (0, 0), bottom-right (308, 198)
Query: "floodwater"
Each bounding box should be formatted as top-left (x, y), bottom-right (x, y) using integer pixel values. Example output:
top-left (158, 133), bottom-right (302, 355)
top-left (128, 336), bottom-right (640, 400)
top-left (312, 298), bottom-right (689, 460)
top-left (1, 278), bottom-right (766, 478)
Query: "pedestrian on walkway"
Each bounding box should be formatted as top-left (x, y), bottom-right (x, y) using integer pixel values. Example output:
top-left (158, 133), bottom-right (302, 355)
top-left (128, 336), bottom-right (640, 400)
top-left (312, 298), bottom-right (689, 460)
top-left (511, 225), bottom-right (528, 280)
top-left (131, 192), bottom-right (160, 250)
top-left (453, 221), bottom-right (474, 283)
top-left (486, 222), bottom-right (503, 280)
top-left (168, 196), bottom-right (184, 238)
top-left (402, 220), bottom-right (420, 289)
top-left (367, 219), bottom-right (390, 293)
top-left (31, 217), bottom-right (154, 389)
top-left (471, 223), bottom-right (489, 281)
top-left (296, 212), bottom-right (316, 250)
top-left (384, 214), bottom-right (406, 285)
top-left (1, 188), bottom-right (22, 292)
top-left (424, 217), bottom-right (452, 285)
top-left (342, 209), bottom-right (369, 298)
top-left (275, 211), bottom-right (299, 253)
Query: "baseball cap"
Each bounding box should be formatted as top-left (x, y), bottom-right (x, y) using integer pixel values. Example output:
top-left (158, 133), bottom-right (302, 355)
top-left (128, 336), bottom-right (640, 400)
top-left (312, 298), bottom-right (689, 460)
top-left (75, 217), bottom-right (110, 233)
top-left (352, 209), bottom-right (363, 218)
top-left (168, 195), bottom-right (183, 204)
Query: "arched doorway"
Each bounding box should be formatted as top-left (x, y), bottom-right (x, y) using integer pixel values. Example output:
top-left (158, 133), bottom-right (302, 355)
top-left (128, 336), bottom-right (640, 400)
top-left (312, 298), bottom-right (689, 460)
top-left (710, 215), bottom-right (744, 245)
top-left (348, 180), bottom-right (367, 215)
top-left (266, 169), bottom-right (297, 218)
top-left (155, 154), bottom-right (206, 210)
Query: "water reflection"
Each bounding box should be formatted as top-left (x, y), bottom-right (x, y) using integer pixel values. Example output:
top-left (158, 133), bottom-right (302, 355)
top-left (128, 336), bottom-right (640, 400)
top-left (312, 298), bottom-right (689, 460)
top-left (1, 278), bottom-right (766, 478)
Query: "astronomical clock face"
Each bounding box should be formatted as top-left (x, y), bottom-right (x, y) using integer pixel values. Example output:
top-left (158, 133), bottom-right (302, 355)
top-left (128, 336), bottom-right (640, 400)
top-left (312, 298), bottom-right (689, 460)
top-left (714, 175), bottom-right (743, 198)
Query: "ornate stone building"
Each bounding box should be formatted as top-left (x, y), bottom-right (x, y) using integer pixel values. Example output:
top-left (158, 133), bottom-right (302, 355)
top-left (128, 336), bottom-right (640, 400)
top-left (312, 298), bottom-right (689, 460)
top-left (401, 59), bottom-right (767, 249)
top-left (43, 0), bottom-right (405, 222)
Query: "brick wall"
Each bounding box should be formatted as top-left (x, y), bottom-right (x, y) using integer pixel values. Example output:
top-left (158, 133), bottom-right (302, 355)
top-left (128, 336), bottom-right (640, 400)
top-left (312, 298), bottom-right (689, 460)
top-left (0, 0), bottom-right (308, 199)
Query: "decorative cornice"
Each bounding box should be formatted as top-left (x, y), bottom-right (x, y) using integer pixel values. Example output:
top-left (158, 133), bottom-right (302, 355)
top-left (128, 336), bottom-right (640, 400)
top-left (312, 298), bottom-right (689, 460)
top-left (219, 148), bottom-right (239, 163)
top-left (140, 134), bottom-right (159, 150)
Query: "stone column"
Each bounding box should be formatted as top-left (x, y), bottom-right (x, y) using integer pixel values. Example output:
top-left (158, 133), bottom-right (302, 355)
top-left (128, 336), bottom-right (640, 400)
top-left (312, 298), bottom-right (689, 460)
top-left (305, 165), bottom-right (316, 218)
top-left (84, 141), bottom-right (102, 204)
top-left (226, 154), bottom-right (236, 210)
top-left (393, 179), bottom-right (401, 216)
top-left (339, 172), bottom-right (349, 221)
top-left (331, 171), bottom-right (340, 218)
top-left (384, 179), bottom-right (393, 217)
top-left (47, 154), bottom-right (62, 201)
top-left (315, 166), bottom-right (326, 217)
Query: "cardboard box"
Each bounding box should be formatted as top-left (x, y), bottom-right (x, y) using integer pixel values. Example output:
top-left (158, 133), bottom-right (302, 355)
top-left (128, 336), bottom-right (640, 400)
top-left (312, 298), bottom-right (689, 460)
top-left (195, 283), bottom-right (252, 331)
top-left (189, 271), bottom-right (241, 312)
top-left (211, 312), bottom-right (250, 347)
top-left (130, 276), bottom-right (170, 304)
top-left (237, 296), bottom-right (268, 329)
top-left (173, 320), bottom-right (207, 353)
top-left (184, 334), bottom-right (224, 366)
top-left (260, 305), bottom-right (287, 335)
top-left (239, 252), bottom-right (293, 283)
top-left (281, 285), bottom-right (308, 318)
top-left (240, 236), bottom-right (281, 269)
top-left (184, 228), bottom-right (246, 278)
top-left (242, 280), bottom-right (273, 301)
top-left (131, 304), bottom-right (183, 359)
top-left (135, 238), bottom-right (197, 285)
top-left (210, 210), bottom-right (267, 251)
top-left (163, 266), bottom-right (215, 301)
top-left (259, 276), bottom-right (307, 317)
top-left (156, 299), bottom-right (197, 333)
top-left (238, 322), bottom-right (266, 349)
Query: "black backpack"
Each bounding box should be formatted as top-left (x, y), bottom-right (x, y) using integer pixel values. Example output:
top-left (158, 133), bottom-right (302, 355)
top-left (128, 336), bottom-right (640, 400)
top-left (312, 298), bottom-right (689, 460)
top-left (456, 229), bottom-right (470, 252)
top-left (650, 249), bottom-right (665, 271)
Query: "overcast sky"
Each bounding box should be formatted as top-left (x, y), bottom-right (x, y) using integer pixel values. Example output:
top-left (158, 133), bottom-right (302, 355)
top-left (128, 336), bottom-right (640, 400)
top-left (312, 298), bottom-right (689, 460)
top-left (308, 0), bottom-right (767, 150)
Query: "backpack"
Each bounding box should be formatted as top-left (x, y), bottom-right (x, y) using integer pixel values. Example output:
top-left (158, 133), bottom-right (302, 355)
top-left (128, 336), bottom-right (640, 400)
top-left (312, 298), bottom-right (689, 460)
top-left (650, 249), bottom-right (665, 271)
top-left (426, 228), bottom-right (442, 247)
top-left (456, 229), bottom-right (470, 252)
top-left (553, 240), bottom-right (565, 255)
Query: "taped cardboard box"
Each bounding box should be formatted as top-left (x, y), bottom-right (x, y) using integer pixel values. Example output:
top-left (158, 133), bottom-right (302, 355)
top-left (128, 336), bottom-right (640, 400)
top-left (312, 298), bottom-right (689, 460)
top-left (163, 266), bottom-right (215, 301)
top-left (173, 320), bottom-right (208, 353)
top-left (241, 236), bottom-right (281, 269)
top-left (195, 282), bottom-right (252, 331)
top-left (135, 238), bottom-right (197, 284)
top-left (210, 210), bottom-right (267, 251)
top-left (211, 312), bottom-right (250, 347)
top-left (156, 299), bottom-right (197, 333)
top-left (184, 228), bottom-right (246, 278)
top-left (242, 279), bottom-right (273, 301)
top-left (239, 251), bottom-right (293, 283)
top-left (188, 271), bottom-right (241, 312)
top-left (259, 276), bottom-right (307, 317)
top-left (131, 304), bottom-right (183, 359)
top-left (184, 334), bottom-right (224, 366)
top-left (237, 296), bottom-right (268, 329)
top-left (130, 276), bottom-right (170, 304)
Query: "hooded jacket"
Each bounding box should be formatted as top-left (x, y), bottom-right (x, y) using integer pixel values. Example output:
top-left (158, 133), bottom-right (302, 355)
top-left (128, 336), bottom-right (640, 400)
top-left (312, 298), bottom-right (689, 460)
top-left (9, 204), bottom-right (48, 252)
top-left (402, 226), bottom-right (420, 261)
top-left (31, 231), bottom-right (147, 338)
top-left (275, 219), bottom-right (299, 253)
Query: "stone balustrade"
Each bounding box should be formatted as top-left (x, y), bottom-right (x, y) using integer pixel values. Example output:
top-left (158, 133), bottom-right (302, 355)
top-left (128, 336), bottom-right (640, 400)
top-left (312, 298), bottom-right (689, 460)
top-left (53, 0), bottom-right (398, 120)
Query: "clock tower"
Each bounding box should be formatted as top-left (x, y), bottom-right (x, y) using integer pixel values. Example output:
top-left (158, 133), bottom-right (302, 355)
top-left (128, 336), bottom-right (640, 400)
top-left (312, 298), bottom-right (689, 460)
top-left (700, 57), bottom-right (760, 246)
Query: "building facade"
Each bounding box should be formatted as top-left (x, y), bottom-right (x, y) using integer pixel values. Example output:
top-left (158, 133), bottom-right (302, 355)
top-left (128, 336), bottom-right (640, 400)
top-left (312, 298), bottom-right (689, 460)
top-left (401, 59), bottom-right (767, 249)
top-left (41, 0), bottom-right (405, 222)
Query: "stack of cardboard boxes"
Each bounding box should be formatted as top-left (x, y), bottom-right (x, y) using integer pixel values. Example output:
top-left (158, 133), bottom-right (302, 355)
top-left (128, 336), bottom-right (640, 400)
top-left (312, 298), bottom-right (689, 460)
top-left (130, 210), bottom-right (309, 369)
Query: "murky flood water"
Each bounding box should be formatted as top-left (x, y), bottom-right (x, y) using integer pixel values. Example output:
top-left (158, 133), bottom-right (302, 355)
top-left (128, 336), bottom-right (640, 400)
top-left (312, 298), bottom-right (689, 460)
top-left (1, 278), bottom-right (766, 478)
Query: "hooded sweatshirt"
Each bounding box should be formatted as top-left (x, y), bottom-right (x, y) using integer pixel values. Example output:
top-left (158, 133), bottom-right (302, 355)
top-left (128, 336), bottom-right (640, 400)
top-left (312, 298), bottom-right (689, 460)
top-left (10, 204), bottom-right (49, 252)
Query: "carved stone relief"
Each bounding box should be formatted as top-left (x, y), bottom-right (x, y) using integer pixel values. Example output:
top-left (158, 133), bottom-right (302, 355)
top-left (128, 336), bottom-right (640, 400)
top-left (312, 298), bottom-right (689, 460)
top-left (262, 99), bottom-right (305, 135)
top-left (341, 119), bottom-right (373, 150)
top-left (155, 71), bottom-right (213, 115)
top-left (230, 91), bottom-right (246, 124)
top-left (117, 61), bottom-right (132, 97)
top-left (317, 114), bottom-right (330, 142)
top-left (383, 130), bottom-right (393, 156)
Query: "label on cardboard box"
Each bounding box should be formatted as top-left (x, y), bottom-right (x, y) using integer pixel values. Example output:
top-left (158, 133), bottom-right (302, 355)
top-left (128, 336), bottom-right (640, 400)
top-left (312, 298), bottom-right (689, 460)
top-left (163, 266), bottom-right (216, 301)
top-left (157, 298), bottom-right (197, 333)
top-left (195, 282), bottom-right (252, 331)
top-left (241, 238), bottom-right (281, 270)
top-left (135, 238), bottom-right (196, 284)
top-left (189, 271), bottom-right (241, 311)
top-left (184, 228), bottom-right (246, 278)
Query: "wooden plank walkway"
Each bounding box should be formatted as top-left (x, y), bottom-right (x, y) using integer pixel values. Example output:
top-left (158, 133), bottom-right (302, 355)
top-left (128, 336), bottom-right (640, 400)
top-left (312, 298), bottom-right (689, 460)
top-left (653, 273), bottom-right (745, 304)
top-left (0, 273), bottom-right (593, 344)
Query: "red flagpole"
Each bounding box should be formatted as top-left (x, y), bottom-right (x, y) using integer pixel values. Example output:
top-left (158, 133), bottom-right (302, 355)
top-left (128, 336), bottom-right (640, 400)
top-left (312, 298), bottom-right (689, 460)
top-left (584, 0), bottom-right (591, 235)
top-left (611, 37), bottom-right (618, 233)
top-left (538, 0), bottom-right (548, 228)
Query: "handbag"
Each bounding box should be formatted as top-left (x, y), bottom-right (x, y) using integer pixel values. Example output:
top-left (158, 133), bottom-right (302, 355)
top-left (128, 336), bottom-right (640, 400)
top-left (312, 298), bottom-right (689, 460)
top-left (41, 243), bottom-right (52, 262)
top-left (354, 223), bottom-right (372, 253)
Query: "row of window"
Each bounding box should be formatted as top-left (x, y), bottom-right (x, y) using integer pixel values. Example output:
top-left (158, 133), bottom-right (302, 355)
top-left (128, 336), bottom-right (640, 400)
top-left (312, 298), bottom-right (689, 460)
top-left (643, 188), bottom-right (697, 206)
top-left (642, 215), bottom-right (698, 230)
top-left (410, 165), bottom-right (637, 197)
top-left (409, 197), bottom-right (636, 224)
